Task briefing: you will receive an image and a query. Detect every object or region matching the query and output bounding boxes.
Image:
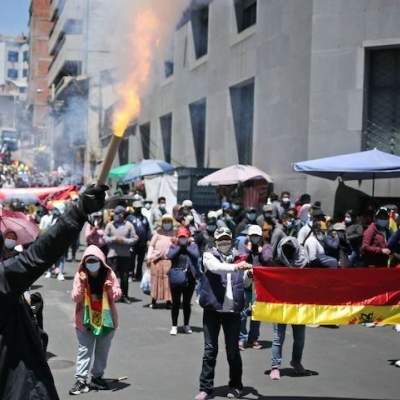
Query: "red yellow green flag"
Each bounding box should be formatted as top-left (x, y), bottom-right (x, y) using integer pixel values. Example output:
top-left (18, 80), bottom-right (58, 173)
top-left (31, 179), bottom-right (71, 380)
top-left (252, 267), bottom-right (400, 325)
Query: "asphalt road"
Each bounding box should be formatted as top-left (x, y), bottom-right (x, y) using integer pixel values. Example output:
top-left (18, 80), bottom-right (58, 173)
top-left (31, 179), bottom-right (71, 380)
top-left (35, 259), bottom-right (400, 400)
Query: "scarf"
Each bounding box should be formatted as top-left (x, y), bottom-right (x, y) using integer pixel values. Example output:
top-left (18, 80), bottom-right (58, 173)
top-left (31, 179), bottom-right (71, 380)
top-left (83, 280), bottom-right (114, 336)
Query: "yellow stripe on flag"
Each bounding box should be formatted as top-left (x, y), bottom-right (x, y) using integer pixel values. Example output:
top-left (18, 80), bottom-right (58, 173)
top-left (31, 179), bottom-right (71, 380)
top-left (252, 302), bottom-right (400, 325)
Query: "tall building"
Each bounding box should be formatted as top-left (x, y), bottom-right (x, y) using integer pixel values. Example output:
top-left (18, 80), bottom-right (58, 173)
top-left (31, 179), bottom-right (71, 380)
top-left (117, 0), bottom-right (400, 211)
top-left (0, 35), bottom-right (29, 155)
top-left (27, 0), bottom-right (52, 156)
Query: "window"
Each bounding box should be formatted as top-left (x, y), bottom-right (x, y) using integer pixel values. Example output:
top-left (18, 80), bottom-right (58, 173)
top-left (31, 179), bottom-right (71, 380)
top-left (164, 61), bottom-right (174, 78)
top-left (140, 123), bottom-right (151, 159)
top-left (160, 113), bottom-right (172, 163)
top-left (363, 48), bottom-right (400, 153)
top-left (23, 69), bottom-right (28, 78)
top-left (23, 51), bottom-right (29, 62)
top-left (234, 0), bottom-right (257, 33)
top-left (189, 98), bottom-right (206, 167)
top-left (8, 51), bottom-right (19, 62)
top-left (19, 87), bottom-right (27, 93)
top-left (118, 138), bottom-right (129, 165)
top-left (191, 4), bottom-right (209, 59)
top-left (230, 78), bottom-right (255, 164)
top-left (7, 69), bottom-right (18, 79)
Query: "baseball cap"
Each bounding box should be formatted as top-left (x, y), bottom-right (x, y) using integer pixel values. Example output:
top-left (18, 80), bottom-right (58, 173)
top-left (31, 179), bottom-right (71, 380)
top-left (262, 204), bottom-right (273, 213)
top-left (182, 200), bottom-right (193, 208)
top-left (248, 225), bottom-right (262, 237)
top-left (114, 205), bottom-right (125, 214)
top-left (214, 226), bottom-right (233, 240)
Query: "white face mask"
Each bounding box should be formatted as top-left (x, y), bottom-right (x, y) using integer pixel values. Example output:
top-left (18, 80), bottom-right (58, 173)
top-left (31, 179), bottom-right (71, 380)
top-left (4, 239), bottom-right (16, 250)
top-left (86, 262), bottom-right (101, 273)
top-left (145, 204), bottom-right (152, 210)
top-left (216, 240), bottom-right (232, 255)
top-left (162, 223), bottom-right (173, 231)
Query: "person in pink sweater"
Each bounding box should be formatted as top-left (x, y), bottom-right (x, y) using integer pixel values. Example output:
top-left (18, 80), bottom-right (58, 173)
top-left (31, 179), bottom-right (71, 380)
top-left (70, 245), bottom-right (121, 395)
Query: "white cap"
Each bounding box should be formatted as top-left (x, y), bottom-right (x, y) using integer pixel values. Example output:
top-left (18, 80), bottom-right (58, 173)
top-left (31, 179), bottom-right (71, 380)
top-left (248, 225), bottom-right (262, 237)
top-left (182, 199), bottom-right (193, 208)
top-left (214, 226), bottom-right (232, 240)
top-left (207, 211), bottom-right (218, 220)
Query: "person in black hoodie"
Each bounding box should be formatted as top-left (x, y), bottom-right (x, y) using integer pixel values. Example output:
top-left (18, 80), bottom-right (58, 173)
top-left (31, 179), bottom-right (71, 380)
top-left (0, 185), bottom-right (107, 400)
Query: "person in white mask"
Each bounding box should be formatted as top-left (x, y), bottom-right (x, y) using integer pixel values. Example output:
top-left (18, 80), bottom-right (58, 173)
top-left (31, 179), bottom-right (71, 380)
top-left (1, 230), bottom-right (20, 260)
top-left (70, 246), bottom-right (121, 395)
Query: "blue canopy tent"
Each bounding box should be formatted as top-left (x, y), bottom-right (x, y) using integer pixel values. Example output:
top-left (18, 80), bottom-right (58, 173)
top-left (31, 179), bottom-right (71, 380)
top-left (293, 149), bottom-right (400, 197)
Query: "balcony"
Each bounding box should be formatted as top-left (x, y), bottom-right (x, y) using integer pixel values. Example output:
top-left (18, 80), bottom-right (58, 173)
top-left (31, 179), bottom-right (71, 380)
top-left (49, 0), bottom-right (83, 53)
top-left (48, 35), bottom-right (83, 87)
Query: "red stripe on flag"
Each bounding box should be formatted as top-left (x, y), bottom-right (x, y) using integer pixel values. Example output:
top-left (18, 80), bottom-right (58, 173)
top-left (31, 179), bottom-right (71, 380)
top-left (253, 267), bottom-right (400, 306)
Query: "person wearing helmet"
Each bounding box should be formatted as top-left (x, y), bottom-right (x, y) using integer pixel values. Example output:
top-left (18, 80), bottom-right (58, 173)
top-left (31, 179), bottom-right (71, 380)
top-left (167, 226), bottom-right (200, 335)
top-left (195, 227), bottom-right (251, 400)
top-left (126, 195), bottom-right (152, 281)
top-left (0, 185), bottom-right (107, 400)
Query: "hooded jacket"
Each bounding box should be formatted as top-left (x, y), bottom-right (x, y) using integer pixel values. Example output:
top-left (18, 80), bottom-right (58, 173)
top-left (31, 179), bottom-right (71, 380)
top-left (72, 245), bottom-right (121, 332)
top-left (276, 236), bottom-right (308, 268)
top-left (0, 206), bottom-right (86, 400)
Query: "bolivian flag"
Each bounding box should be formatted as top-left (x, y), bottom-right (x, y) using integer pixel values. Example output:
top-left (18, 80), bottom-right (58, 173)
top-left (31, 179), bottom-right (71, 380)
top-left (252, 267), bottom-right (400, 325)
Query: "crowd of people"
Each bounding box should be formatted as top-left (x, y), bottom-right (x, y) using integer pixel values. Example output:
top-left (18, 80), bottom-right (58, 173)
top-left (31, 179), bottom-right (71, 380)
top-left (1, 186), bottom-right (400, 400)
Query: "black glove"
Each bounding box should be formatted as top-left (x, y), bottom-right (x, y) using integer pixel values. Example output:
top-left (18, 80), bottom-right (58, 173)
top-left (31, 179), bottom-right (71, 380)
top-left (79, 185), bottom-right (108, 215)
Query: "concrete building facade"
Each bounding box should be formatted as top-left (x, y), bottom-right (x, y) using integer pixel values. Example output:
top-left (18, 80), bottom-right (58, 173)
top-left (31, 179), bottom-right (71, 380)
top-left (119, 0), bottom-right (400, 211)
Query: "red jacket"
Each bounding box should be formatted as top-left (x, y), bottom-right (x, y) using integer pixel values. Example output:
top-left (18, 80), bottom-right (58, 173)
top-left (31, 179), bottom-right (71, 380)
top-left (361, 223), bottom-right (388, 267)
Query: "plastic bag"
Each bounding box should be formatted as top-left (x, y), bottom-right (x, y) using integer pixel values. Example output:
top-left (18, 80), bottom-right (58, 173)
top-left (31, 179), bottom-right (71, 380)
top-left (140, 267), bottom-right (151, 295)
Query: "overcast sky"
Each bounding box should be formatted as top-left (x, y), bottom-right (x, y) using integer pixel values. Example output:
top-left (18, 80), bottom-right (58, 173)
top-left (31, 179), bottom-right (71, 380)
top-left (0, 0), bottom-right (30, 36)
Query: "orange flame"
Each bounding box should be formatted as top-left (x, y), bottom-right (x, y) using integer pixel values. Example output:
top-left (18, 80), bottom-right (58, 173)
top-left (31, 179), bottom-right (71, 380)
top-left (112, 9), bottom-right (160, 138)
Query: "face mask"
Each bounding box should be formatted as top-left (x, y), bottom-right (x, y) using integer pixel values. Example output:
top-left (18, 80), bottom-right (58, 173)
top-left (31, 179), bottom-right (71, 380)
top-left (216, 240), bottom-right (232, 255)
top-left (250, 236), bottom-right (262, 246)
top-left (113, 214), bottom-right (123, 223)
top-left (159, 204), bottom-right (166, 210)
top-left (247, 212), bottom-right (257, 222)
top-left (282, 197), bottom-right (290, 204)
top-left (178, 237), bottom-right (188, 246)
top-left (4, 239), bottom-right (16, 249)
top-left (162, 223), bottom-right (172, 231)
top-left (376, 219), bottom-right (388, 229)
top-left (207, 224), bottom-right (217, 233)
top-left (232, 204), bottom-right (240, 211)
top-left (53, 210), bottom-right (61, 218)
top-left (145, 204), bottom-right (151, 210)
top-left (344, 217), bottom-right (352, 224)
top-left (86, 262), bottom-right (101, 273)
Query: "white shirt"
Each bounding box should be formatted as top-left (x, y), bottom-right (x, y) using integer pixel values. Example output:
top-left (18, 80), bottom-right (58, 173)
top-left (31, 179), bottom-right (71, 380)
top-left (304, 235), bottom-right (325, 262)
top-left (203, 252), bottom-right (238, 312)
top-left (39, 214), bottom-right (53, 231)
top-left (297, 223), bottom-right (312, 245)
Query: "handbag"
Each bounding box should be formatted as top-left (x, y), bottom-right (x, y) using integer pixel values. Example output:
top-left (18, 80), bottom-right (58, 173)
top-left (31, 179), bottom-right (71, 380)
top-left (168, 267), bottom-right (188, 287)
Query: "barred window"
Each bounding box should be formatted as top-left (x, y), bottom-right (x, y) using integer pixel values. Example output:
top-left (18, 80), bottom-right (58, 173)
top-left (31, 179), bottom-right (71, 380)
top-left (363, 48), bottom-right (400, 154)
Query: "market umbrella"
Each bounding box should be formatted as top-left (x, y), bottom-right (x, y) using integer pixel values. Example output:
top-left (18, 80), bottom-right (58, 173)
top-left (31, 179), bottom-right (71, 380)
top-left (108, 163), bottom-right (136, 180)
top-left (0, 209), bottom-right (40, 245)
top-left (197, 164), bottom-right (273, 186)
top-left (293, 148), bottom-right (400, 196)
top-left (121, 160), bottom-right (174, 183)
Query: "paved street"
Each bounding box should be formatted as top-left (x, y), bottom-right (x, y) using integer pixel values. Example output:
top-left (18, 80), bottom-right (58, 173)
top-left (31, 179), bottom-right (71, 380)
top-left (36, 260), bottom-right (399, 400)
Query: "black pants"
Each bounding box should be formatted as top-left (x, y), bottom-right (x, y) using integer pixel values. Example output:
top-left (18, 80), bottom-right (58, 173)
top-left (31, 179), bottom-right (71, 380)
top-left (131, 244), bottom-right (147, 280)
top-left (170, 283), bottom-right (195, 326)
top-left (108, 256), bottom-right (131, 298)
top-left (199, 310), bottom-right (243, 394)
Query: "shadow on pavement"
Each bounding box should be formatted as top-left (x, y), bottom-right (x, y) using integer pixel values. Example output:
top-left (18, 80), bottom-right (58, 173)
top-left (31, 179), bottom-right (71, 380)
top-left (257, 340), bottom-right (272, 349)
top-left (264, 368), bottom-right (319, 378)
top-left (102, 378), bottom-right (131, 392)
top-left (212, 386), bottom-right (384, 400)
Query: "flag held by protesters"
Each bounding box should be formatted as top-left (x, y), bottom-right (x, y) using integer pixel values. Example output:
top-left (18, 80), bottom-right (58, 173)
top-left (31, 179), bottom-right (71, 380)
top-left (252, 267), bottom-right (400, 325)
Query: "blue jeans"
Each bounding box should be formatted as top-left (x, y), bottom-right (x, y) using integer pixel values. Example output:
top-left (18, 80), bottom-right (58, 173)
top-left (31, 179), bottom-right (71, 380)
top-left (239, 289), bottom-right (260, 342)
top-left (271, 324), bottom-right (305, 368)
top-left (55, 256), bottom-right (65, 274)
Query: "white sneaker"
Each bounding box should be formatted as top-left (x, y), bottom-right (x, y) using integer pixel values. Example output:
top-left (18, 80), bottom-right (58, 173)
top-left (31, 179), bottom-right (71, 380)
top-left (395, 324), bottom-right (400, 333)
top-left (57, 273), bottom-right (65, 281)
top-left (363, 322), bottom-right (376, 328)
top-left (45, 271), bottom-right (51, 278)
top-left (395, 360), bottom-right (400, 368)
top-left (170, 326), bottom-right (178, 335)
top-left (183, 325), bottom-right (193, 334)
top-left (307, 324), bottom-right (320, 328)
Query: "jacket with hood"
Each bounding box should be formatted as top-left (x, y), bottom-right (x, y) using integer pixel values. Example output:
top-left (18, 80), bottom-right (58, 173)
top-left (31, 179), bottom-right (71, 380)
top-left (72, 245), bottom-right (121, 332)
top-left (0, 205), bottom-right (87, 400)
top-left (275, 236), bottom-right (308, 268)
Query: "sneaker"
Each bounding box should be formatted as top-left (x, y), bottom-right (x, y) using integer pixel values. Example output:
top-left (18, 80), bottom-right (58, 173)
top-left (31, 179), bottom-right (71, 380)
top-left (363, 322), bottom-right (376, 328)
top-left (270, 368), bottom-right (280, 380)
top-left (307, 324), bottom-right (320, 328)
top-left (57, 273), bottom-right (65, 281)
top-left (238, 341), bottom-right (246, 351)
top-left (69, 380), bottom-right (89, 395)
top-left (183, 325), bottom-right (193, 334)
top-left (121, 296), bottom-right (131, 304)
top-left (395, 324), bottom-right (400, 333)
top-left (170, 326), bottom-right (178, 335)
top-left (290, 360), bottom-right (306, 375)
top-left (249, 340), bottom-right (262, 350)
top-left (195, 391), bottom-right (209, 400)
top-left (395, 360), bottom-right (400, 368)
top-left (44, 271), bottom-right (51, 278)
top-left (90, 376), bottom-right (109, 391)
top-left (227, 387), bottom-right (242, 398)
